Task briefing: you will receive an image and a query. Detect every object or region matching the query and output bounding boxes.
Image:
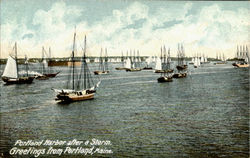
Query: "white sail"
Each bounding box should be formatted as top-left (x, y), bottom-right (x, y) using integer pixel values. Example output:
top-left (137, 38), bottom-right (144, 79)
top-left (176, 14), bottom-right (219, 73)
top-left (201, 57), bottom-right (204, 63)
top-left (145, 56), bottom-right (152, 66)
top-left (198, 58), bottom-right (201, 66)
top-left (194, 57), bottom-right (198, 67)
top-left (245, 57), bottom-right (249, 63)
top-left (192, 57), bottom-right (195, 62)
top-left (42, 59), bottom-right (48, 68)
top-left (2, 56), bottom-right (18, 78)
top-left (125, 58), bottom-right (131, 69)
top-left (155, 57), bottom-right (162, 70)
top-left (204, 57), bottom-right (207, 62)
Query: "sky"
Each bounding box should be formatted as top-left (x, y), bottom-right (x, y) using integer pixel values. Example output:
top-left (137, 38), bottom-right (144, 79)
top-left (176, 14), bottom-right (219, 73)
top-left (0, 0), bottom-right (249, 58)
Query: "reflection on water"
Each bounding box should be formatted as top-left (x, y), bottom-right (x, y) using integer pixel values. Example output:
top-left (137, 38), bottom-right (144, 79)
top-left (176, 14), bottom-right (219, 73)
top-left (0, 62), bottom-right (249, 157)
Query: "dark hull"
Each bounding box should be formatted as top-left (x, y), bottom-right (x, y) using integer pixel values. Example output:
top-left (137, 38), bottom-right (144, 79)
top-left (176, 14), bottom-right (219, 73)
top-left (44, 72), bottom-right (60, 77)
top-left (2, 76), bottom-right (34, 84)
top-left (143, 67), bottom-right (153, 70)
top-left (115, 67), bottom-right (126, 70)
top-left (173, 73), bottom-right (187, 78)
top-left (157, 76), bottom-right (173, 83)
top-left (176, 65), bottom-right (188, 70)
top-left (94, 71), bottom-right (109, 75)
top-left (126, 68), bottom-right (141, 72)
top-left (36, 75), bottom-right (49, 80)
top-left (155, 69), bottom-right (173, 73)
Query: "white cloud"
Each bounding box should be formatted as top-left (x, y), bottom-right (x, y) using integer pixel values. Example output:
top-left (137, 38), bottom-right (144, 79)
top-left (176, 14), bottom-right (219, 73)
top-left (1, 1), bottom-right (249, 59)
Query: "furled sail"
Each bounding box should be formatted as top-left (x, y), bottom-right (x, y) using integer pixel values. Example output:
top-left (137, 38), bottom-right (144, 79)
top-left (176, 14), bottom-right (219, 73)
top-left (2, 56), bottom-right (18, 78)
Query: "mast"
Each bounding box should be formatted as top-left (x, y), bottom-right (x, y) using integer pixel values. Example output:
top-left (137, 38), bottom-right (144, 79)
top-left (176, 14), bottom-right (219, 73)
top-left (15, 42), bottom-right (19, 78)
top-left (236, 45), bottom-right (239, 59)
top-left (163, 46), bottom-right (166, 76)
top-left (99, 48), bottom-right (103, 71)
top-left (167, 48), bottom-right (170, 70)
top-left (25, 55), bottom-right (28, 76)
top-left (105, 48), bottom-right (108, 71)
top-left (49, 47), bottom-right (51, 73)
top-left (42, 46), bottom-right (45, 74)
top-left (83, 35), bottom-right (87, 90)
top-left (72, 30), bottom-right (76, 90)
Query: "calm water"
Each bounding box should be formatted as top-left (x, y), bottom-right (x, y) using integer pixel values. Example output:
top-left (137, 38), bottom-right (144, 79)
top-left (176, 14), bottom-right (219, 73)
top-left (0, 62), bottom-right (249, 157)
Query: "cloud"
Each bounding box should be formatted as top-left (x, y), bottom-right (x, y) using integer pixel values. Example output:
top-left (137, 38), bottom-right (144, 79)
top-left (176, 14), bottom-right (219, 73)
top-left (1, 1), bottom-right (249, 58)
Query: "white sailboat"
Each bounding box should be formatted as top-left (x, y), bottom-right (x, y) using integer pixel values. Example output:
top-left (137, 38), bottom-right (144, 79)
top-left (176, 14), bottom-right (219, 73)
top-left (2, 42), bottom-right (35, 84)
top-left (143, 56), bottom-right (153, 70)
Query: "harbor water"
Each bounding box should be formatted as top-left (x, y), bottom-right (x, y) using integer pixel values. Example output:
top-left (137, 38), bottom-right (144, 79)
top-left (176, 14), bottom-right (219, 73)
top-left (0, 62), bottom-right (249, 157)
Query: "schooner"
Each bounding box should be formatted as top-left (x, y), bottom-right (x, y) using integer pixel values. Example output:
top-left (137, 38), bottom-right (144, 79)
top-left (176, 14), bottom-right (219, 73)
top-left (53, 32), bottom-right (100, 102)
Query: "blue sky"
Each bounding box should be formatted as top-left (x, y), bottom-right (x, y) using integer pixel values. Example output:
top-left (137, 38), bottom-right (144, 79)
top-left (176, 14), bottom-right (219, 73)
top-left (0, 0), bottom-right (249, 58)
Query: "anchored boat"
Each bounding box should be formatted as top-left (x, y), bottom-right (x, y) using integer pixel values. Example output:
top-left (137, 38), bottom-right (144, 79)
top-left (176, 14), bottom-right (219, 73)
top-left (53, 32), bottom-right (100, 102)
top-left (94, 48), bottom-right (110, 75)
top-left (2, 42), bottom-right (35, 84)
top-left (173, 43), bottom-right (187, 78)
top-left (157, 47), bottom-right (173, 83)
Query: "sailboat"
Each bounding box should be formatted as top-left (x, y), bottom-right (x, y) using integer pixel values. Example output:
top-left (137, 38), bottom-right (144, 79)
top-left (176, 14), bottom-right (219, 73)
top-left (143, 56), bottom-right (153, 70)
top-left (36, 47), bottom-right (60, 80)
top-left (44, 47), bottom-right (60, 77)
top-left (2, 42), bottom-right (35, 84)
top-left (115, 51), bottom-right (126, 70)
top-left (157, 48), bottom-right (173, 82)
top-left (53, 32), bottom-right (100, 102)
top-left (176, 44), bottom-right (188, 71)
top-left (94, 48), bottom-right (110, 75)
top-left (233, 45), bottom-right (249, 68)
top-left (155, 47), bottom-right (165, 73)
top-left (189, 57), bottom-right (195, 65)
top-left (215, 53), bottom-right (227, 65)
top-left (173, 44), bottom-right (187, 78)
top-left (126, 50), bottom-right (141, 71)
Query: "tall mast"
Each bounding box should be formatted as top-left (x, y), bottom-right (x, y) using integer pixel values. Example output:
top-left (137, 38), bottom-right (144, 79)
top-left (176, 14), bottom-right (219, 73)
top-left (15, 42), bottom-right (19, 78)
top-left (49, 47), bottom-right (51, 73)
top-left (167, 48), bottom-right (170, 69)
top-left (83, 35), bottom-right (87, 90)
top-left (25, 55), bottom-right (28, 76)
top-left (99, 48), bottom-right (103, 71)
top-left (236, 45), bottom-right (239, 59)
top-left (105, 48), bottom-right (108, 71)
top-left (72, 30), bottom-right (76, 90)
top-left (42, 46), bottom-right (45, 74)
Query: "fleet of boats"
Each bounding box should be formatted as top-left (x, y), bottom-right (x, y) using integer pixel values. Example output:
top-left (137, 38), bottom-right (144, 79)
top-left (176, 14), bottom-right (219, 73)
top-left (1, 38), bottom-right (249, 103)
top-left (232, 45), bottom-right (249, 68)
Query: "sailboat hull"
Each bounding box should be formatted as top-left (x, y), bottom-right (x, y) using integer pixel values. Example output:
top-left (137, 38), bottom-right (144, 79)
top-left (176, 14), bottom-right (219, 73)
top-left (94, 71), bottom-right (109, 75)
top-left (2, 76), bottom-right (35, 84)
top-left (155, 69), bottom-right (173, 73)
top-left (44, 72), bottom-right (60, 77)
top-left (233, 63), bottom-right (249, 68)
top-left (157, 76), bottom-right (173, 83)
top-left (142, 67), bottom-right (153, 70)
top-left (176, 65), bottom-right (188, 70)
top-left (126, 68), bottom-right (141, 72)
top-left (36, 75), bottom-right (49, 80)
top-left (56, 92), bottom-right (94, 102)
top-left (173, 73), bottom-right (187, 78)
top-left (115, 67), bottom-right (127, 70)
